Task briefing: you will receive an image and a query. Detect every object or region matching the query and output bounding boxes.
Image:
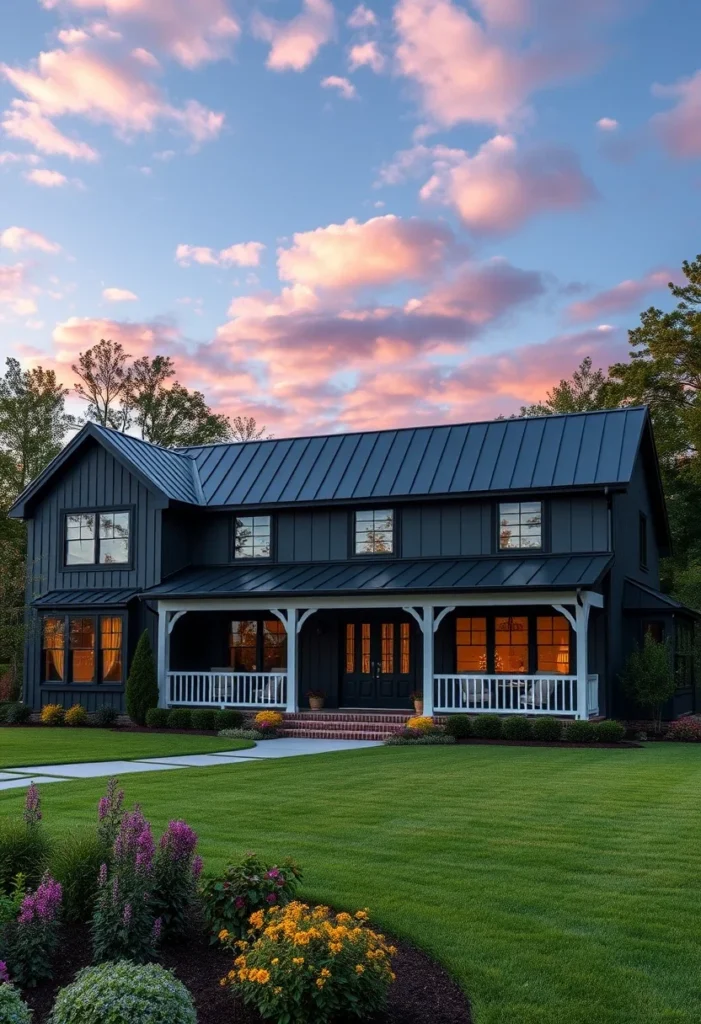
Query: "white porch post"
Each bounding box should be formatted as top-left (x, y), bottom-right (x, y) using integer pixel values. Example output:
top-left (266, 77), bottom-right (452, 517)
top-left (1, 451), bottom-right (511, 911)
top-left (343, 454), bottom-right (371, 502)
top-left (575, 598), bottom-right (591, 720)
top-left (271, 608), bottom-right (298, 713)
top-left (156, 603), bottom-right (168, 709)
top-left (422, 605), bottom-right (435, 716)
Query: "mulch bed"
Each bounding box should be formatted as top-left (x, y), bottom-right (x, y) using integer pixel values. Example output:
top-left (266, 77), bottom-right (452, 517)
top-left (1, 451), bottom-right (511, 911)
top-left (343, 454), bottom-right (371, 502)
top-left (457, 738), bottom-right (642, 749)
top-left (23, 922), bottom-right (471, 1024)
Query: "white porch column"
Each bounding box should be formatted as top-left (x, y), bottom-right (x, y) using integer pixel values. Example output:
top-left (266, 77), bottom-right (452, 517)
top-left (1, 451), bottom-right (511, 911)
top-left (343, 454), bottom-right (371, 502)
top-left (271, 608), bottom-right (298, 713)
top-left (575, 598), bottom-right (591, 721)
top-left (422, 605), bottom-right (435, 716)
top-left (156, 603), bottom-right (168, 709)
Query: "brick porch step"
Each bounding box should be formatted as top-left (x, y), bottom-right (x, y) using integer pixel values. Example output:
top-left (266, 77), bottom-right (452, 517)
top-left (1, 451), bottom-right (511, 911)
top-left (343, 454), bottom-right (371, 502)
top-left (280, 710), bottom-right (446, 741)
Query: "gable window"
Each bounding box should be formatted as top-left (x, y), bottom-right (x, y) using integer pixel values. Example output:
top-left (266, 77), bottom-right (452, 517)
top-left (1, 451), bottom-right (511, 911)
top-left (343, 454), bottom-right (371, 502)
top-left (229, 618), bottom-right (287, 670)
top-left (498, 502), bottom-right (542, 551)
top-left (65, 511), bottom-right (130, 566)
top-left (639, 513), bottom-right (648, 570)
top-left (354, 509), bottom-right (394, 555)
top-left (234, 516), bottom-right (271, 559)
top-left (42, 614), bottom-right (124, 685)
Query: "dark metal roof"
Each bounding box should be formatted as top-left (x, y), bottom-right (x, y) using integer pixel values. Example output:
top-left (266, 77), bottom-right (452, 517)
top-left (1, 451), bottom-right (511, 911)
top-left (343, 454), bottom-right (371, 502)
top-left (33, 588), bottom-right (139, 608)
top-left (178, 407), bottom-right (649, 507)
top-left (142, 555), bottom-right (613, 599)
top-left (623, 579), bottom-right (701, 618)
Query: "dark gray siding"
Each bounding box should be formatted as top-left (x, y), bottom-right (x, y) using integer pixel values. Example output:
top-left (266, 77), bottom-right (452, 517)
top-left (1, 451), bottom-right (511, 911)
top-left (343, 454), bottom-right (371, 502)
top-left (277, 510), bottom-right (348, 562)
top-left (401, 503), bottom-right (493, 557)
top-left (24, 439), bottom-right (164, 710)
top-left (550, 496), bottom-right (609, 553)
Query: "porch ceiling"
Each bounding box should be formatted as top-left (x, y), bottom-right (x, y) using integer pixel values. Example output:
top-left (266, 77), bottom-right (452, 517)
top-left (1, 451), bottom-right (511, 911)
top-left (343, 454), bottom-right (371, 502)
top-left (142, 554), bottom-right (612, 600)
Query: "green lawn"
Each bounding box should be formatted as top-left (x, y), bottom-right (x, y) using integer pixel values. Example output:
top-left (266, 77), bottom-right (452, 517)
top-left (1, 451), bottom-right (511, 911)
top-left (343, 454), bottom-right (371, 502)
top-left (1, 742), bottom-right (700, 1024)
top-left (0, 728), bottom-right (253, 767)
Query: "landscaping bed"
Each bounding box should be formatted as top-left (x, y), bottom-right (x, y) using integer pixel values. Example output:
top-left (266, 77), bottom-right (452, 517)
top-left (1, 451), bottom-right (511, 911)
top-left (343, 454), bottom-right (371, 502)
top-left (24, 921), bottom-right (471, 1024)
top-left (456, 737), bottom-right (642, 749)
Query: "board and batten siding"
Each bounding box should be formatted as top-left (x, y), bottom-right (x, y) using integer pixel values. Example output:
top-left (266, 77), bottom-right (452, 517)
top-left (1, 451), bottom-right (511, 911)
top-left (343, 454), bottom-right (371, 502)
top-left (24, 439), bottom-right (164, 711)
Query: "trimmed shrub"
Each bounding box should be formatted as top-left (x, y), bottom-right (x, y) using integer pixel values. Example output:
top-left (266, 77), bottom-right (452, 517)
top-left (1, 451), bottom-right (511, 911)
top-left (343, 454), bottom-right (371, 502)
top-left (167, 709), bottom-right (192, 730)
top-left (471, 714), bottom-right (503, 739)
top-left (40, 704), bottom-right (64, 727)
top-left (92, 705), bottom-right (119, 728)
top-left (49, 961), bottom-right (197, 1024)
top-left (566, 720), bottom-right (597, 743)
top-left (595, 720), bottom-right (626, 744)
top-left (444, 714), bottom-right (471, 739)
top-left (531, 717), bottom-right (563, 742)
top-left (145, 708), bottom-right (169, 729)
top-left (64, 705), bottom-right (88, 728)
top-left (0, 983), bottom-right (32, 1024)
top-left (125, 631), bottom-right (159, 727)
top-left (218, 728), bottom-right (263, 741)
top-left (384, 733), bottom-right (456, 746)
top-left (221, 902), bottom-right (395, 1024)
top-left (213, 709), bottom-right (244, 731)
top-left (201, 852), bottom-right (302, 942)
top-left (0, 703), bottom-right (11, 724)
top-left (51, 829), bottom-right (106, 923)
top-left (4, 704), bottom-right (31, 726)
top-left (664, 717), bottom-right (701, 742)
top-left (502, 716), bottom-right (533, 741)
top-left (190, 709), bottom-right (217, 731)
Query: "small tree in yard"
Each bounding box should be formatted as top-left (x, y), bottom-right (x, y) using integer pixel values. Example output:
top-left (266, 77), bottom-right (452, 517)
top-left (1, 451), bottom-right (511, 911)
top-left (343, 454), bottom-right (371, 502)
top-left (621, 632), bottom-right (676, 732)
top-left (125, 631), bottom-right (159, 725)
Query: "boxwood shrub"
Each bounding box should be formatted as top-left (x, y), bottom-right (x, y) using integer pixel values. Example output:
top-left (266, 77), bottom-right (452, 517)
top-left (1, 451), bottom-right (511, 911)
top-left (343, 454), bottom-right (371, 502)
top-left (190, 708), bottom-right (217, 731)
top-left (50, 961), bottom-right (197, 1024)
top-left (145, 707), bottom-right (170, 729)
top-left (214, 709), bottom-right (244, 731)
top-left (595, 719), bottom-right (626, 743)
top-left (444, 714), bottom-right (471, 739)
top-left (531, 716), bottom-right (563, 742)
top-left (471, 714), bottom-right (502, 739)
top-left (566, 720), bottom-right (597, 743)
top-left (4, 702), bottom-right (32, 725)
top-left (167, 708), bottom-right (192, 730)
top-left (502, 716), bottom-right (533, 741)
top-left (92, 705), bottom-right (119, 728)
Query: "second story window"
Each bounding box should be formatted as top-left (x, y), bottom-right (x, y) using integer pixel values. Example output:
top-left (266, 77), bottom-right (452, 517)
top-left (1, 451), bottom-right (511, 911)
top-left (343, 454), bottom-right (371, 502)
top-left (65, 511), bottom-right (130, 566)
top-left (354, 509), bottom-right (394, 555)
top-left (234, 515), bottom-right (271, 559)
top-left (498, 501), bottom-right (542, 551)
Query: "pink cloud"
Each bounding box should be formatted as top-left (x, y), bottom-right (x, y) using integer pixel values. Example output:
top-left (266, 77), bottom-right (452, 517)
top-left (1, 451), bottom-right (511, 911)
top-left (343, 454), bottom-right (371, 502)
top-left (566, 269), bottom-right (674, 323)
top-left (1, 100), bottom-right (99, 161)
top-left (347, 5), bottom-right (377, 28)
top-left (0, 263), bottom-right (37, 316)
top-left (24, 167), bottom-right (69, 186)
top-left (252, 0), bottom-right (335, 72)
top-left (321, 76), bottom-right (357, 99)
top-left (277, 214), bottom-right (459, 292)
top-left (420, 135), bottom-right (597, 235)
top-left (596, 116), bottom-right (618, 131)
top-left (652, 69), bottom-right (701, 159)
top-left (102, 287), bottom-right (138, 302)
top-left (0, 226), bottom-right (61, 252)
top-left (348, 41), bottom-right (384, 73)
top-left (175, 241), bottom-right (265, 267)
top-left (0, 151), bottom-right (42, 166)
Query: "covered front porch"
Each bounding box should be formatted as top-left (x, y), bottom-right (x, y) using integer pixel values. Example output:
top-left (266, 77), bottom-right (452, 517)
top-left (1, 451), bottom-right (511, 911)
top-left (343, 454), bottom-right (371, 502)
top-left (155, 590), bottom-right (604, 720)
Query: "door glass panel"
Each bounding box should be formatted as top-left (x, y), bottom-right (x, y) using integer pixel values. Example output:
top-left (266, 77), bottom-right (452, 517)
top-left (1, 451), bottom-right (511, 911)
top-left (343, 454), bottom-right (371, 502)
top-left (229, 620), bottom-right (258, 671)
top-left (380, 623), bottom-right (394, 674)
top-left (536, 615), bottom-right (570, 673)
top-left (100, 616), bottom-right (123, 682)
top-left (456, 617), bottom-right (487, 671)
top-left (263, 619), bottom-right (287, 670)
top-left (345, 624), bottom-right (355, 673)
top-left (400, 622), bottom-right (410, 674)
top-left (494, 616), bottom-right (529, 673)
top-left (69, 617), bottom-right (95, 682)
top-left (361, 623), bottom-right (371, 674)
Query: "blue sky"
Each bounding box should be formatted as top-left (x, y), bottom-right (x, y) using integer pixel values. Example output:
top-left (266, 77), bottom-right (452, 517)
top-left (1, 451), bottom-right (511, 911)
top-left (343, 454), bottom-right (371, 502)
top-left (0, 0), bottom-right (699, 435)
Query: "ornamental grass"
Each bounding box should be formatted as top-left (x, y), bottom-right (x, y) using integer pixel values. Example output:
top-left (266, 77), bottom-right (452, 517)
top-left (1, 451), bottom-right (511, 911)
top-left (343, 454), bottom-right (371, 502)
top-left (221, 901), bottom-right (396, 1024)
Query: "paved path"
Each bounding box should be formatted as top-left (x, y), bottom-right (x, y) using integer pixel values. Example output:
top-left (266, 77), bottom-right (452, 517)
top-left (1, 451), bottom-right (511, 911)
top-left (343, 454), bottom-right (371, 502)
top-left (0, 738), bottom-right (381, 791)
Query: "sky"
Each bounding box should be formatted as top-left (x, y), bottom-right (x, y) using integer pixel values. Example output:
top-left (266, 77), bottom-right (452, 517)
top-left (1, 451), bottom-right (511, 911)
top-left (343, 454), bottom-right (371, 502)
top-left (0, 0), bottom-right (699, 438)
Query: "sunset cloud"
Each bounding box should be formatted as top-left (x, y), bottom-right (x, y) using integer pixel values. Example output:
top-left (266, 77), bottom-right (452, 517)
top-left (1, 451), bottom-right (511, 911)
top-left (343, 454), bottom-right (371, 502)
top-left (24, 168), bottom-right (69, 186)
top-left (252, 0), bottom-right (335, 72)
top-left (175, 241), bottom-right (265, 267)
top-left (321, 76), bottom-right (357, 99)
top-left (0, 226), bottom-right (61, 252)
top-left (0, 263), bottom-right (37, 316)
top-left (1, 100), bottom-right (99, 161)
top-left (566, 269), bottom-right (674, 323)
top-left (596, 116), bottom-right (618, 131)
top-left (102, 286), bottom-right (138, 302)
top-left (347, 5), bottom-right (377, 28)
top-left (652, 69), bottom-right (701, 159)
top-left (348, 41), bottom-right (384, 73)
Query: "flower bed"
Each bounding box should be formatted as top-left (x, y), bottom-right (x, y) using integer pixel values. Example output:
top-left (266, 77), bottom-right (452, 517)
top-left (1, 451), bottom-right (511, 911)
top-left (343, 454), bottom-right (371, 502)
top-left (384, 715), bottom-right (635, 748)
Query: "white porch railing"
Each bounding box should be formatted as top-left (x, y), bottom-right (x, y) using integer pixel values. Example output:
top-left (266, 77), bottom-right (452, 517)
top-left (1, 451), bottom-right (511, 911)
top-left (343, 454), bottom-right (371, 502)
top-left (167, 671), bottom-right (287, 708)
top-left (434, 674), bottom-right (578, 715)
top-left (587, 673), bottom-right (599, 717)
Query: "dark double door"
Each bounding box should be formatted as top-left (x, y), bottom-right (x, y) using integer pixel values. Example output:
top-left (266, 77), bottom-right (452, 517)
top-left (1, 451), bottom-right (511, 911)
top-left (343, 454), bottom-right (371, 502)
top-left (340, 612), bottom-right (418, 708)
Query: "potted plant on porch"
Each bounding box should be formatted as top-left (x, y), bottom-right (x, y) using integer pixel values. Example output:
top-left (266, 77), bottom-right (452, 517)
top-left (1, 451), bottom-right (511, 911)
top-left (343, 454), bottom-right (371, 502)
top-left (307, 689), bottom-right (326, 711)
top-left (410, 691), bottom-right (424, 715)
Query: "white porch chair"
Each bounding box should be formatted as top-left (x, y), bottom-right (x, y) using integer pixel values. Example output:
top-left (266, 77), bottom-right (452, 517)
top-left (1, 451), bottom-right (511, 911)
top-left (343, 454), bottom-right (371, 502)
top-left (520, 677), bottom-right (555, 712)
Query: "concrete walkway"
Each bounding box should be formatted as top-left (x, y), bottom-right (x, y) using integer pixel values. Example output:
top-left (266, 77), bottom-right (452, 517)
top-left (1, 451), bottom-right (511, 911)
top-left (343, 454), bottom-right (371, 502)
top-left (0, 738), bottom-right (381, 791)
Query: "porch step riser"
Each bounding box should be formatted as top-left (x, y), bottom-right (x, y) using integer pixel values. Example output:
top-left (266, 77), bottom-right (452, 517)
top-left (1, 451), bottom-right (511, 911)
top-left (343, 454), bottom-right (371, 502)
top-left (283, 722), bottom-right (408, 735)
top-left (285, 713), bottom-right (444, 723)
top-left (279, 730), bottom-right (393, 741)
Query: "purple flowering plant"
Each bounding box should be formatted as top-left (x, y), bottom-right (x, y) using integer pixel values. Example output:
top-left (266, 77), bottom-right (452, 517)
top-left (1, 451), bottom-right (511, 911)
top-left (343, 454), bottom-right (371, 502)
top-left (151, 820), bottom-right (202, 942)
top-left (22, 784), bottom-right (41, 827)
top-left (200, 852), bottom-right (302, 942)
top-left (96, 777), bottom-right (125, 848)
top-left (4, 873), bottom-right (62, 987)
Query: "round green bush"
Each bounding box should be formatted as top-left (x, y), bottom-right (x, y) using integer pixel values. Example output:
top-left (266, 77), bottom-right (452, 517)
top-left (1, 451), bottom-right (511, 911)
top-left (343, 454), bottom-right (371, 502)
top-left (595, 719), bottom-right (626, 743)
top-left (531, 716), bottom-right (563, 742)
top-left (92, 705), bottom-right (119, 728)
top-left (0, 983), bottom-right (32, 1024)
top-left (190, 708), bottom-right (217, 731)
top-left (145, 707), bottom-right (170, 729)
top-left (502, 716), bottom-right (533, 741)
top-left (214, 708), bottom-right (244, 731)
top-left (444, 714), bottom-right (471, 739)
top-left (49, 961), bottom-right (196, 1024)
top-left (471, 714), bottom-right (503, 739)
top-left (4, 703), bottom-right (32, 725)
top-left (167, 708), bottom-right (192, 730)
top-left (566, 720), bottom-right (597, 743)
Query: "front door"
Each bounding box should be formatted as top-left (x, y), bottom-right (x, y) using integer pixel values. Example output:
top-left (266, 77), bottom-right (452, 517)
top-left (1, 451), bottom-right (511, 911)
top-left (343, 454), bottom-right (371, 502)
top-left (340, 613), bottom-right (417, 708)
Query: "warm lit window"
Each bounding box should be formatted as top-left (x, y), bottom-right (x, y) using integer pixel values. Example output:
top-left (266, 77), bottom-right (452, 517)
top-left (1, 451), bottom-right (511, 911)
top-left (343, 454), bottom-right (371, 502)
top-left (234, 516), bottom-right (271, 559)
top-left (43, 614), bottom-right (123, 685)
top-left (400, 622), bottom-right (411, 674)
top-left (456, 617), bottom-right (487, 672)
top-left (498, 502), bottom-right (542, 550)
top-left (229, 618), bottom-right (287, 670)
top-left (494, 616), bottom-right (529, 673)
top-left (65, 511), bottom-right (130, 566)
top-left (345, 624), bottom-right (355, 674)
top-left (229, 620), bottom-right (258, 670)
top-left (536, 616), bottom-right (570, 674)
top-left (354, 510), bottom-right (394, 555)
top-left (43, 618), bottom-right (65, 682)
top-left (101, 617), bottom-right (123, 682)
top-left (70, 618), bottom-right (96, 683)
top-left (381, 623), bottom-right (395, 674)
top-left (263, 619), bottom-right (287, 670)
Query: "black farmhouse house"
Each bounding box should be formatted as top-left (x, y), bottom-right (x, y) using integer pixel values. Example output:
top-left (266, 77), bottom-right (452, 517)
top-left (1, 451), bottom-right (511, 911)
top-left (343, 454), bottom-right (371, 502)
top-left (9, 406), bottom-right (699, 721)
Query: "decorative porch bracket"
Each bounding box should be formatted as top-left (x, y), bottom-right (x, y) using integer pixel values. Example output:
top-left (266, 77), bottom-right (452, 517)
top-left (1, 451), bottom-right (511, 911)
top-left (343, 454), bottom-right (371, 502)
top-left (297, 608), bottom-right (318, 634)
top-left (270, 608), bottom-right (299, 713)
top-left (552, 592), bottom-right (603, 720)
top-left (402, 605), bottom-right (436, 716)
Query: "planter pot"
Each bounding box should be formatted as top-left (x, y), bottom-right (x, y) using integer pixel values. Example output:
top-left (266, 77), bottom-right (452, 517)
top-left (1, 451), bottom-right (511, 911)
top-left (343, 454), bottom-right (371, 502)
top-left (309, 697), bottom-right (325, 711)
top-left (413, 701), bottom-right (424, 716)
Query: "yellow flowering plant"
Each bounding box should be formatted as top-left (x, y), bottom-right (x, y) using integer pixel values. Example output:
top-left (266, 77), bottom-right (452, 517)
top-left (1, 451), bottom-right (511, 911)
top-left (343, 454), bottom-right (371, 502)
top-left (406, 715), bottom-right (435, 733)
top-left (221, 901), bottom-right (396, 1024)
top-left (40, 703), bottom-right (64, 726)
top-left (253, 710), bottom-right (283, 730)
